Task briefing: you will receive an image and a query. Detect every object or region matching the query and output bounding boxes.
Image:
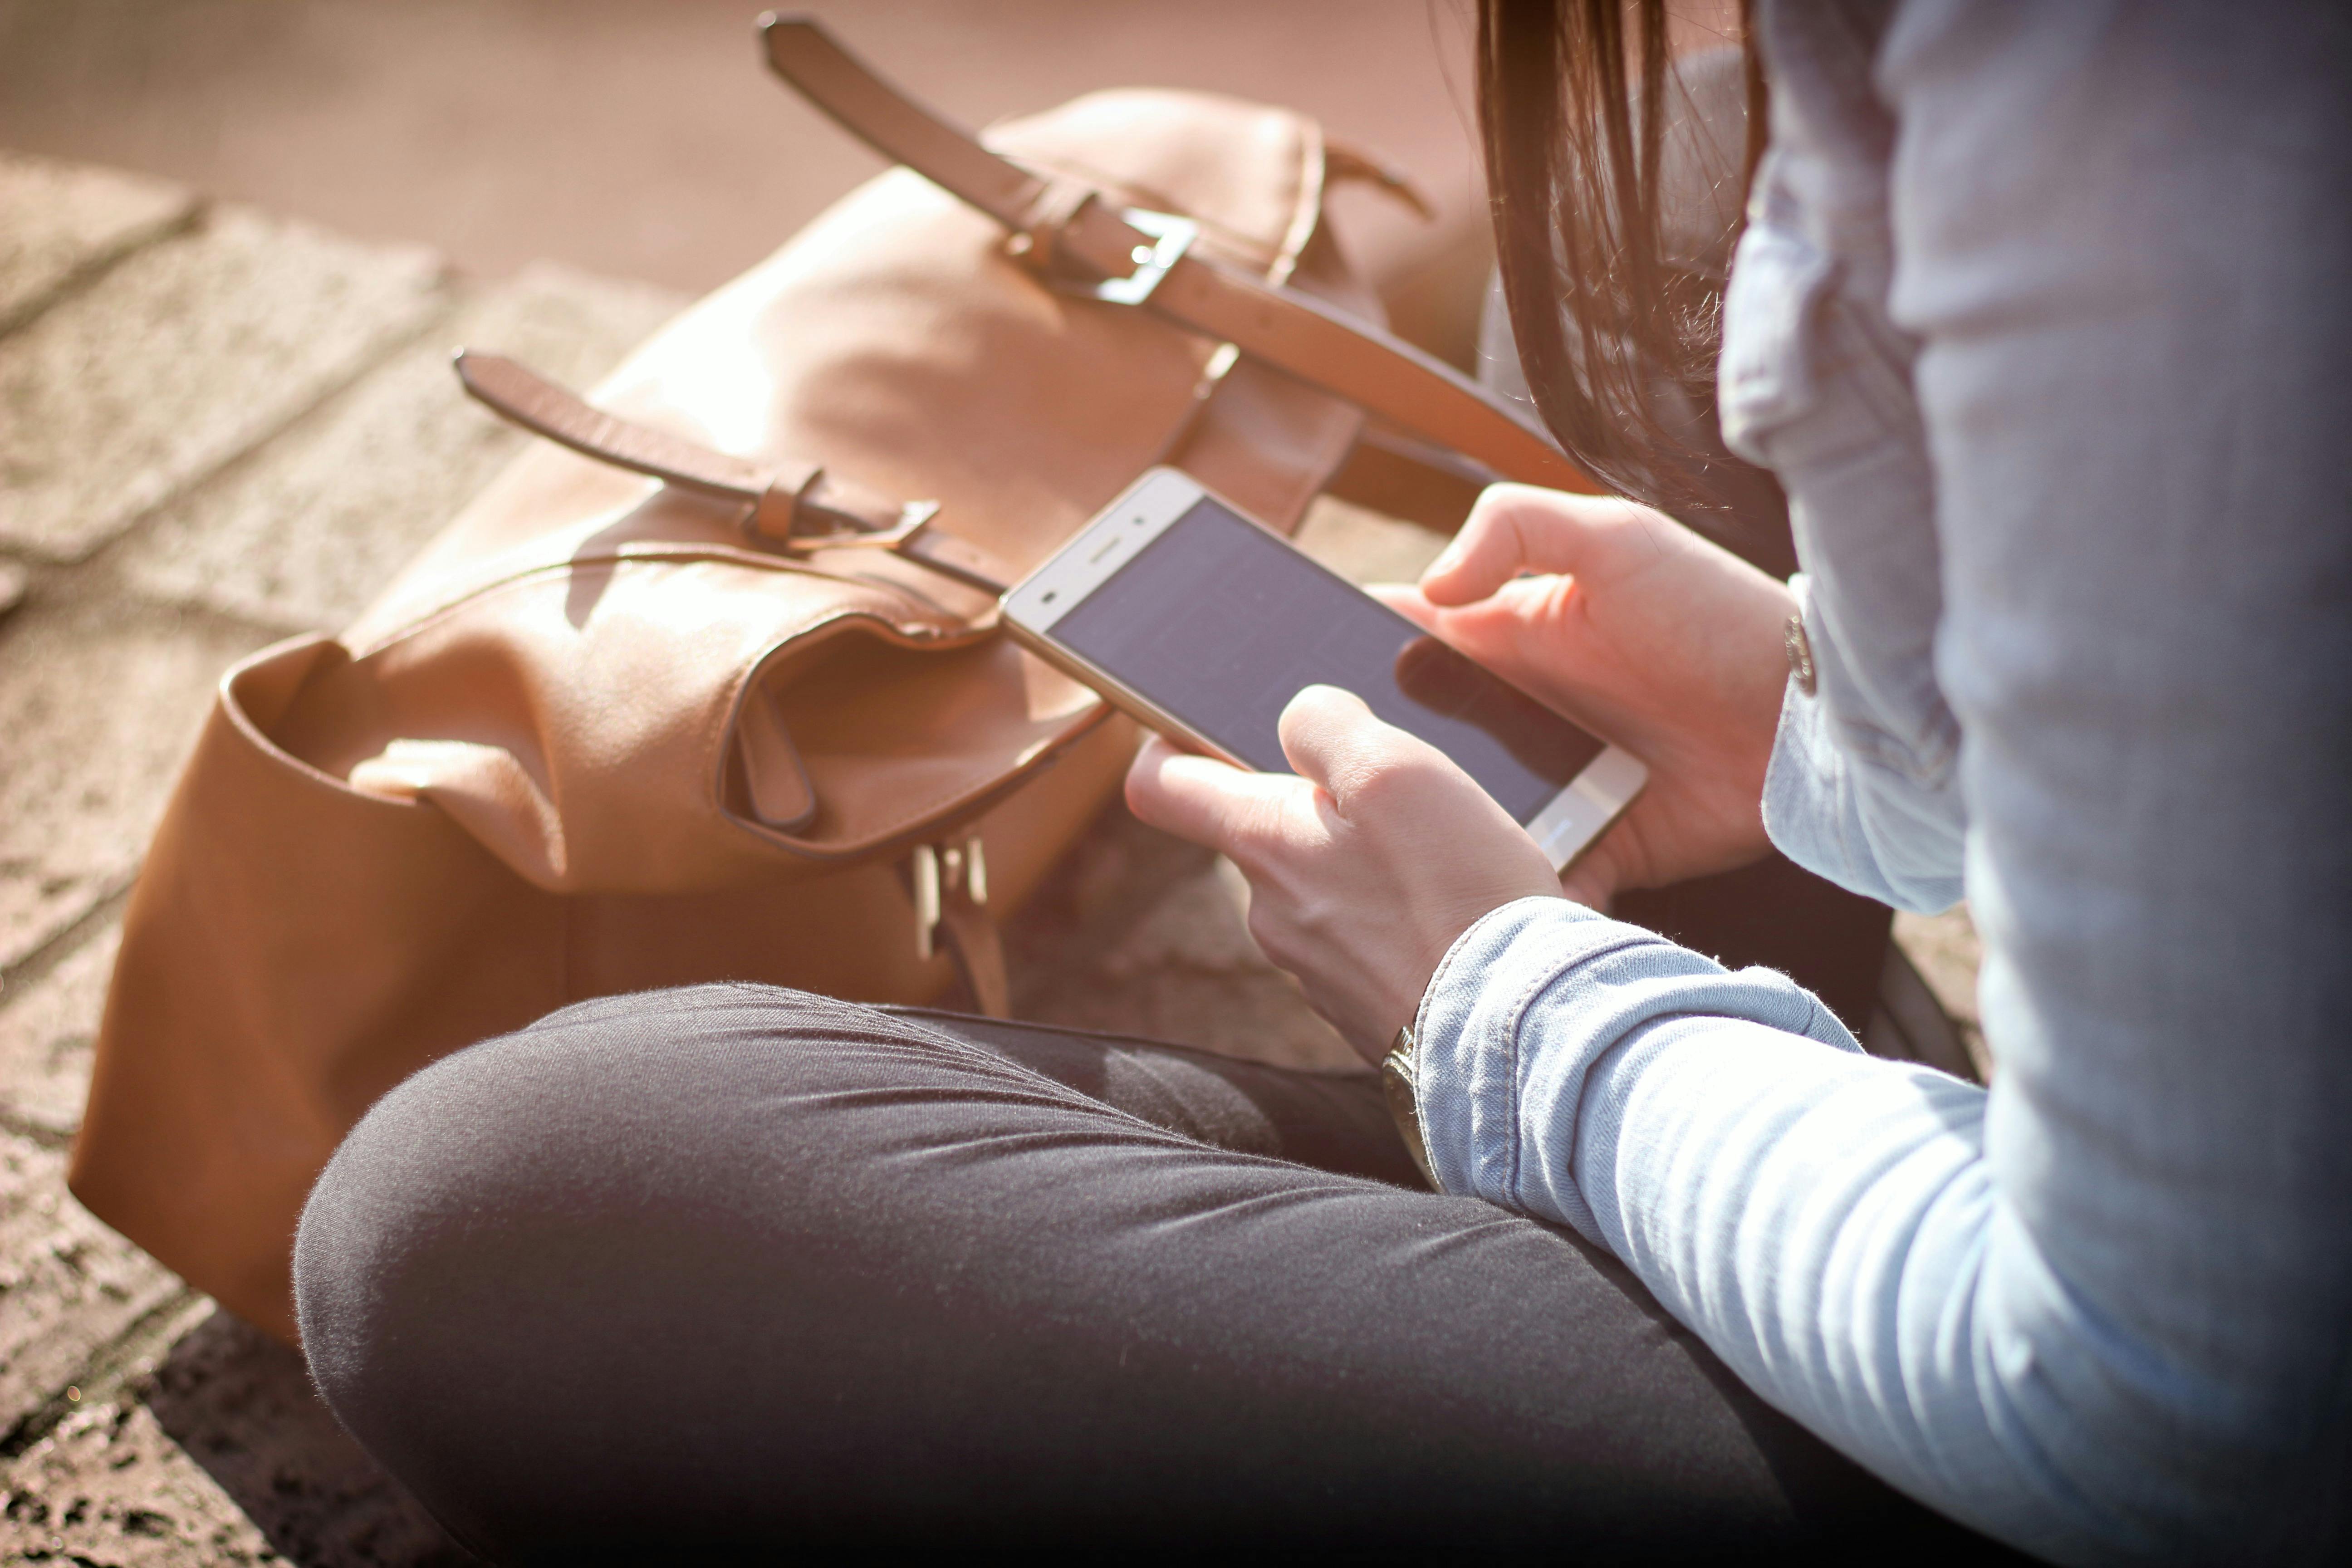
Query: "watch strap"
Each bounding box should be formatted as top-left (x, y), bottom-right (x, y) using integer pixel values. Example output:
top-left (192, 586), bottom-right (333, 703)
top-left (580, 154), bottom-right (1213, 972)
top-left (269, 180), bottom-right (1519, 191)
top-left (1380, 1025), bottom-right (1439, 1190)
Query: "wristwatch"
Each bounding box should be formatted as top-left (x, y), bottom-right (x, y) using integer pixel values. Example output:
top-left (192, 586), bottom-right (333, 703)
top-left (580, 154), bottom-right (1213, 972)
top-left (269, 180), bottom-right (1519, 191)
top-left (1783, 612), bottom-right (1818, 697)
top-left (1380, 1024), bottom-right (1439, 1190)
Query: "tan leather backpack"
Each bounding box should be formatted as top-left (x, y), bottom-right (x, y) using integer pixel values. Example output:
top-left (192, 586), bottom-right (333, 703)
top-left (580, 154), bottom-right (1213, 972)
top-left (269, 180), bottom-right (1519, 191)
top-left (71, 17), bottom-right (1589, 1343)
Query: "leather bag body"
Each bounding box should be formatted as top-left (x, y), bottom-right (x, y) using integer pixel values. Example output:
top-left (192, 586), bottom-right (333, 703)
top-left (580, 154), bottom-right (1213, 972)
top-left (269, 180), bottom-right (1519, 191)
top-left (71, 86), bottom-right (1406, 1344)
top-left (72, 14), bottom-right (1597, 1344)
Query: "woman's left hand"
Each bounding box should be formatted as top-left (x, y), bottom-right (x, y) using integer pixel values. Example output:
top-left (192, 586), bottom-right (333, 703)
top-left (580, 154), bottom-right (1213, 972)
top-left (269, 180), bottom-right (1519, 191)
top-left (1124, 685), bottom-right (1564, 1063)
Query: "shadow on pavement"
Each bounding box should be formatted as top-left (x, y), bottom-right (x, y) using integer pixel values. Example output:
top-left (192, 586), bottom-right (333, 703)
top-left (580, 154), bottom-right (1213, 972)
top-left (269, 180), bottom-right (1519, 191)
top-left (145, 1311), bottom-right (484, 1568)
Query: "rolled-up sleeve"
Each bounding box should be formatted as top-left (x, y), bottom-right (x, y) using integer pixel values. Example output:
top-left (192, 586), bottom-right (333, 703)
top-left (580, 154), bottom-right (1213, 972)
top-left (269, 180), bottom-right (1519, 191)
top-left (1417, 5), bottom-right (2352, 1563)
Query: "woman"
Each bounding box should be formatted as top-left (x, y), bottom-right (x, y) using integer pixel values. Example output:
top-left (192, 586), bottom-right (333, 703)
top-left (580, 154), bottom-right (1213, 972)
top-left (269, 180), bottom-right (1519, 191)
top-left (294, 3), bottom-right (2349, 1562)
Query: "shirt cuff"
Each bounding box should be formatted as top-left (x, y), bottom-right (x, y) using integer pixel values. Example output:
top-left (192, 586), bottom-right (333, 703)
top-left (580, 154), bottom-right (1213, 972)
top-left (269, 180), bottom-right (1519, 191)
top-left (1410, 897), bottom-right (1667, 1238)
top-left (1410, 895), bottom-right (1863, 1243)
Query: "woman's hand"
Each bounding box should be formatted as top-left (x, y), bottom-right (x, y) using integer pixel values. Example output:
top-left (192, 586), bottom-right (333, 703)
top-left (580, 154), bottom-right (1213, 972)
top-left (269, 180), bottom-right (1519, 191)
top-left (1125, 687), bottom-right (1562, 1063)
top-left (1377, 485), bottom-right (1795, 906)
top-left (1122, 483), bottom-right (1794, 1058)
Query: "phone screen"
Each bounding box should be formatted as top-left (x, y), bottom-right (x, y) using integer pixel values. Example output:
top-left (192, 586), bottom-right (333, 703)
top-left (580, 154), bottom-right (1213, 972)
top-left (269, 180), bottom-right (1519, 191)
top-left (1047, 495), bottom-right (1605, 824)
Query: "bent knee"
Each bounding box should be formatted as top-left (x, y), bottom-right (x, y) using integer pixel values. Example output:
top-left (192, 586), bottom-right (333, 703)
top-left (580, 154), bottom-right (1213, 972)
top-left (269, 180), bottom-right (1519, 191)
top-left (296, 983), bottom-right (935, 1546)
top-left (295, 981), bottom-right (885, 1351)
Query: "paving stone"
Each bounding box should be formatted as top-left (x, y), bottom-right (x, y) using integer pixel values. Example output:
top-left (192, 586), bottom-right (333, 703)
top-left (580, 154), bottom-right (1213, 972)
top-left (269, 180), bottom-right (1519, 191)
top-left (0, 923), bottom-right (118, 1141)
top-left (0, 152), bottom-right (196, 337)
top-left (1, 1398), bottom-right (274, 1566)
top-left (140, 1312), bottom-right (480, 1568)
top-left (0, 1131), bottom-right (185, 1439)
top-left (0, 596), bottom-right (267, 975)
top-left (127, 263), bottom-right (684, 632)
top-left (0, 206), bottom-right (446, 562)
top-left (1893, 904), bottom-right (1991, 1080)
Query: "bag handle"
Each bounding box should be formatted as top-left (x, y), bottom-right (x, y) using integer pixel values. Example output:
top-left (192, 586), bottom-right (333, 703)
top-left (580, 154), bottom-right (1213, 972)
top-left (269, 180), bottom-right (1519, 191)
top-left (455, 352), bottom-right (1019, 596)
top-left (759, 14), bottom-right (1597, 496)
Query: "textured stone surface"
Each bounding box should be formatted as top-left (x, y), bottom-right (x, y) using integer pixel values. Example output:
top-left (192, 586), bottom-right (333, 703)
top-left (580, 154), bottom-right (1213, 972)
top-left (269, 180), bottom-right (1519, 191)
top-left (0, 207), bottom-right (445, 561)
top-left (0, 1131), bottom-right (186, 1439)
top-left (0, 151), bottom-right (195, 336)
top-left (127, 264), bottom-right (683, 632)
top-left (0, 597), bottom-right (267, 975)
top-left (0, 923), bottom-right (119, 1141)
top-left (0, 1312), bottom-right (477, 1568)
top-left (1, 1398), bottom-right (275, 1566)
top-left (140, 1313), bottom-right (479, 1568)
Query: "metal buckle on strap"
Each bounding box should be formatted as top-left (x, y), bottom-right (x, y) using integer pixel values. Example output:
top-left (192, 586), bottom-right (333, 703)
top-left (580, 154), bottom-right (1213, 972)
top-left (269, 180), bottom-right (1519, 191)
top-left (1088, 210), bottom-right (1198, 306)
top-left (911, 836), bottom-right (988, 962)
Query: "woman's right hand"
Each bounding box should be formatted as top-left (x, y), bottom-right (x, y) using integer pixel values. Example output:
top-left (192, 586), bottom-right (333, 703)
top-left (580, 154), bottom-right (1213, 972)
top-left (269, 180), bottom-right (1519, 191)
top-left (1373, 484), bottom-right (1797, 908)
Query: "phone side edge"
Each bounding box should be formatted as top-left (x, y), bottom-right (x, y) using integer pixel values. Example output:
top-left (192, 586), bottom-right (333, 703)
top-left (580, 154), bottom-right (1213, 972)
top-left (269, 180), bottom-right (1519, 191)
top-left (1525, 744), bottom-right (1647, 873)
top-left (1000, 615), bottom-right (1256, 773)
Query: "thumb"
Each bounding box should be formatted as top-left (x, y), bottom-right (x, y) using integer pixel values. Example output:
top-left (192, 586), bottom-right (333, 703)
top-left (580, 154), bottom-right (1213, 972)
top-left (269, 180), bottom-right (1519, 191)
top-left (1275, 684), bottom-right (1440, 806)
top-left (1365, 581), bottom-right (1441, 633)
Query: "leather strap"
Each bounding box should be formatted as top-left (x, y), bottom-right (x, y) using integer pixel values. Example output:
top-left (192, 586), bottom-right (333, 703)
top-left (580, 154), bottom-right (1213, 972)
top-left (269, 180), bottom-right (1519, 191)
top-left (936, 885), bottom-right (1011, 1018)
top-left (455, 352), bottom-right (1018, 596)
top-left (761, 15), bottom-right (1597, 495)
top-left (1323, 140), bottom-right (1437, 222)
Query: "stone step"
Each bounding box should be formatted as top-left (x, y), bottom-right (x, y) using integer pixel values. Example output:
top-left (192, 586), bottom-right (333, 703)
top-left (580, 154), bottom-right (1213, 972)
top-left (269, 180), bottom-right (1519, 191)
top-left (0, 1130), bottom-right (186, 1444)
top-left (125, 263), bottom-right (684, 634)
top-left (0, 597), bottom-right (268, 978)
top-left (0, 921), bottom-right (118, 1142)
top-left (0, 206), bottom-right (446, 563)
top-left (1, 1392), bottom-right (279, 1566)
top-left (0, 152), bottom-right (196, 338)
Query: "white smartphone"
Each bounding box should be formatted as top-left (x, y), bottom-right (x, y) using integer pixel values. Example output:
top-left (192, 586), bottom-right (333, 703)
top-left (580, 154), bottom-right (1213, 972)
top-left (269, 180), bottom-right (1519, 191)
top-left (1001, 468), bottom-right (1646, 872)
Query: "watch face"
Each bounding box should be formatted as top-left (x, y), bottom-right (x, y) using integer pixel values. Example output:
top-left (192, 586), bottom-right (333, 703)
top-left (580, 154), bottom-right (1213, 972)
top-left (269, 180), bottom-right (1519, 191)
top-left (1784, 614), bottom-right (1818, 696)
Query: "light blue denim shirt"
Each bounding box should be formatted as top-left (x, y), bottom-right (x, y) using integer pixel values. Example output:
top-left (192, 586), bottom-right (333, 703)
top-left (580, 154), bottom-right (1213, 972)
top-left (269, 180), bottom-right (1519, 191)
top-left (1415, 5), bottom-right (2352, 1563)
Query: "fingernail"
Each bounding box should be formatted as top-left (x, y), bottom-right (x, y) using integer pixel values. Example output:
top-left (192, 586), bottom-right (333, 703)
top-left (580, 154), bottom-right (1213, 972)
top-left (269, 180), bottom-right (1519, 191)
top-left (1426, 537), bottom-right (1467, 579)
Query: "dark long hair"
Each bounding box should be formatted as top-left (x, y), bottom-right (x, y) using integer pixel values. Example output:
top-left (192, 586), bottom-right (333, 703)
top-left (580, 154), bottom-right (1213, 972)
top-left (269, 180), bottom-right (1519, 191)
top-left (1476, 0), bottom-right (1767, 518)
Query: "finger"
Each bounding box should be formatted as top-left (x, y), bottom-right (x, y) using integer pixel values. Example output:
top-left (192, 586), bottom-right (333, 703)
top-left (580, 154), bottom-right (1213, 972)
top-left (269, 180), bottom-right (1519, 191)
top-left (1125, 735), bottom-right (1302, 856)
top-left (1364, 581), bottom-right (1440, 632)
top-left (1273, 685), bottom-right (1374, 798)
top-left (1275, 684), bottom-right (1448, 806)
top-left (1419, 484), bottom-right (1648, 608)
top-left (1374, 575), bottom-right (1577, 707)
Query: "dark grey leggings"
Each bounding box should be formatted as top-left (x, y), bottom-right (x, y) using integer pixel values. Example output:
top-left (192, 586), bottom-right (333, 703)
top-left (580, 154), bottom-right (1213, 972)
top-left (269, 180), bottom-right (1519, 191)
top-left (294, 985), bottom-right (2015, 1563)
